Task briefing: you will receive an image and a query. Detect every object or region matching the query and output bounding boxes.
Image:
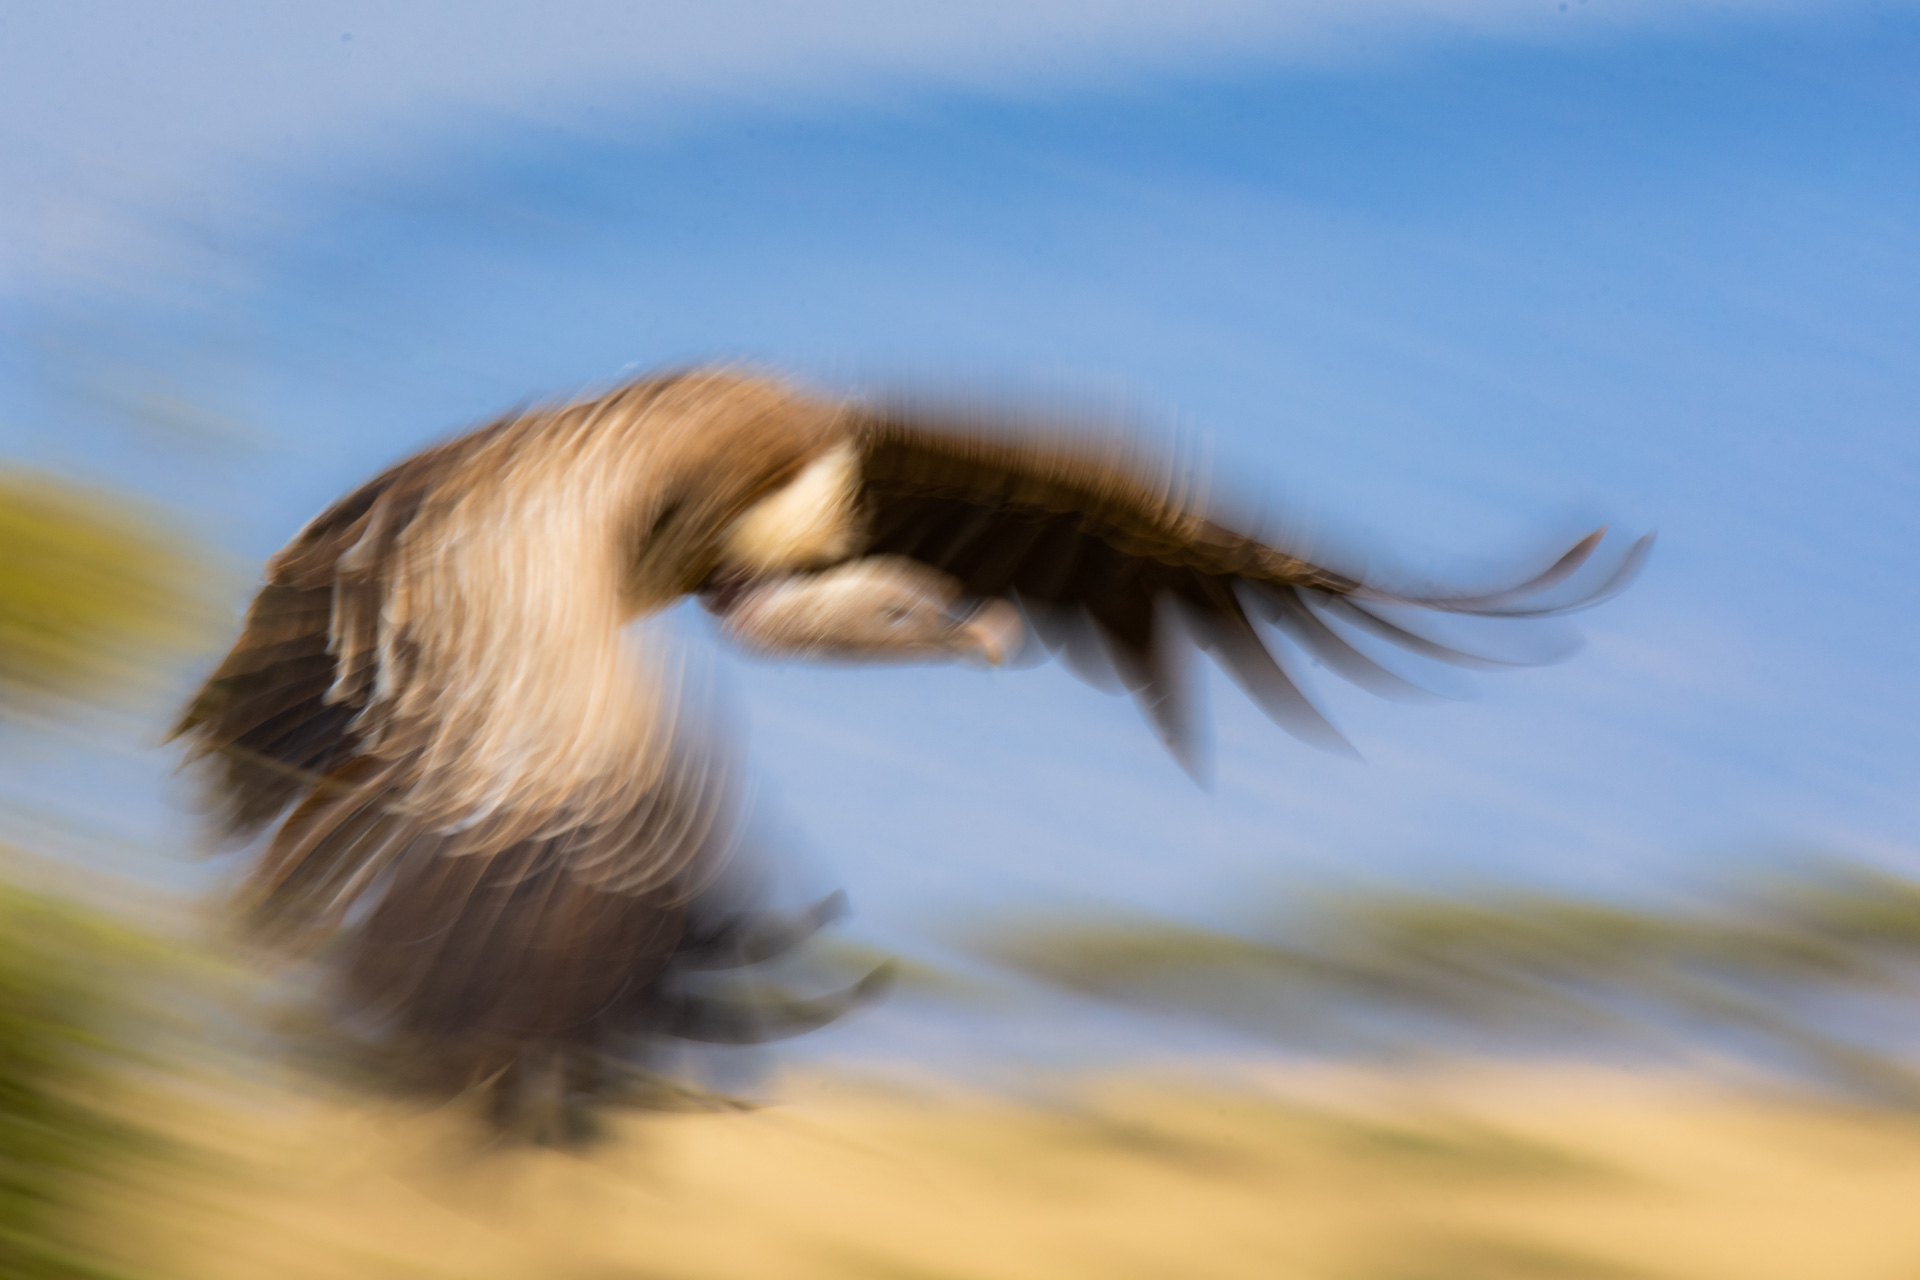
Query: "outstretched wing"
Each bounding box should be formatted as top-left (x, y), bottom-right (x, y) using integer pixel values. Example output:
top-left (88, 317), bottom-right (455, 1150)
top-left (854, 403), bottom-right (1651, 769)
top-left (173, 388), bottom-right (848, 1097)
top-left (175, 433), bottom-right (456, 846)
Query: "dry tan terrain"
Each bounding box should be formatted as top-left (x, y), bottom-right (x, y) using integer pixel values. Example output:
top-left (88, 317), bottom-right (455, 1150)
top-left (90, 1062), bottom-right (1920, 1280)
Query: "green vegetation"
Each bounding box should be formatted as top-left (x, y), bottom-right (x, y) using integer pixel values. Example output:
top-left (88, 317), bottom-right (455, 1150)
top-left (966, 859), bottom-right (1920, 1103)
top-left (0, 880), bottom-right (161, 1280)
top-left (0, 470), bottom-right (215, 1275)
top-left (0, 471), bottom-right (216, 713)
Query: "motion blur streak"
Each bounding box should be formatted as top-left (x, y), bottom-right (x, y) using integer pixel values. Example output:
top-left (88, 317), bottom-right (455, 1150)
top-left (1, 0), bottom-right (1916, 1275)
top-left (37, 1038), bottom-right (1920, 1279)
top-left (2, 426), bottom-right (1897, 1280)
top-left (0, 472), bottom-right (216, 714)
top-left (167, 366), bottom-right (1636, 1136)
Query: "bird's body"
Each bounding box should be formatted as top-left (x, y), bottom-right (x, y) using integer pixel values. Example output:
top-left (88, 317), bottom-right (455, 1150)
top-left (176, 367), bottom-right (1647, 1131)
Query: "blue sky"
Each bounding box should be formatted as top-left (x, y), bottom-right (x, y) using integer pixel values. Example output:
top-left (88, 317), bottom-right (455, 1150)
top-left (2, 2), bottom-right (1916, 959)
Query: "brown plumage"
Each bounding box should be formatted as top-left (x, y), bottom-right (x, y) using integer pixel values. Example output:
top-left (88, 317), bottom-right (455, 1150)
top-left (174, 367), bottom-right (1648, 1133)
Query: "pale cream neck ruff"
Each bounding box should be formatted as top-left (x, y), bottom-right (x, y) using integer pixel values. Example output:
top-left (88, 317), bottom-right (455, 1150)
top-left (721, 440), bottom-right (862, 575)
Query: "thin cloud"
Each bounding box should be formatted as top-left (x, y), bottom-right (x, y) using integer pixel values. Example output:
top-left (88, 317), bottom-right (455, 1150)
top-left (0, 0), bottom-right (1882, 290)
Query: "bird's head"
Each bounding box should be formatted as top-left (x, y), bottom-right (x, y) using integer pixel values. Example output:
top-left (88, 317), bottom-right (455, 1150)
top-left (707, 556), bottom-right (1023, 666)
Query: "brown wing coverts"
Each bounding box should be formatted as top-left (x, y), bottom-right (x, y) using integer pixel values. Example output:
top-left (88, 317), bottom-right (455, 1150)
top-left (855, 408), bottom-right (1648, 764)
top-left (174, 416), bottom-right (520, 844)
top-left (175, 477), bottom-right (398, 842)
top-left (173, 409), bottom-right (856, 1112)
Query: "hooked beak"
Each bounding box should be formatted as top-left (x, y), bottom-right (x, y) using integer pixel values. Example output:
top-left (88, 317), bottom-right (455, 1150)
top-left (954, 598), bottom-right (1025, 666)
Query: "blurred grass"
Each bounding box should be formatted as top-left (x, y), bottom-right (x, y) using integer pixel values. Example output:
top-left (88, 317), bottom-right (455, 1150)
top-left (0, 878), bottom-right (169, 1280)
top-left (0, 470), bottom-right (218, 714)
top-left (8, 848), bottom-right (1911, 1280)
top-left (91, 1060), bottom-right (1920, 1280)
top-left (0, 467), bottom-right (218, 1277)
top-left (962, 860), bottom-right (1920, 1104)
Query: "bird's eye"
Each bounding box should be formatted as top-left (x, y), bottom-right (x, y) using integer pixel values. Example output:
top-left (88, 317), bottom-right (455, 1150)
top-left (885, 607), bottom-right (912, 626)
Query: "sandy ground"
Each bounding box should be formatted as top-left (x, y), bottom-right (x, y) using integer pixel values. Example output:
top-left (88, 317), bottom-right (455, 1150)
top-left (94, 1062), bottom-right (1920, 1280)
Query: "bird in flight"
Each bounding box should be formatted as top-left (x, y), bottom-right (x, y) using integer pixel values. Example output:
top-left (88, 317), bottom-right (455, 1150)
top-left (175, 368), bottom-right (1647, 1135)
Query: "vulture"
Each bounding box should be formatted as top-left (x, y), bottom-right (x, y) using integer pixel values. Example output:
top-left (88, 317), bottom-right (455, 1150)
top-left (175, 368), bottom-right (1647, 1135)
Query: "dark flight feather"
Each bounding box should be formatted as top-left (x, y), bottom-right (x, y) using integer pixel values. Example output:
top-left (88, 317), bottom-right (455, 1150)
top-left (851, 402), bottom-right (1645, 766)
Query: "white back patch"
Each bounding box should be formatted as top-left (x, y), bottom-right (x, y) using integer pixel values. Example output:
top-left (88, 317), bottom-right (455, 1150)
top-left (723, 441), bottom-right (861, 574)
